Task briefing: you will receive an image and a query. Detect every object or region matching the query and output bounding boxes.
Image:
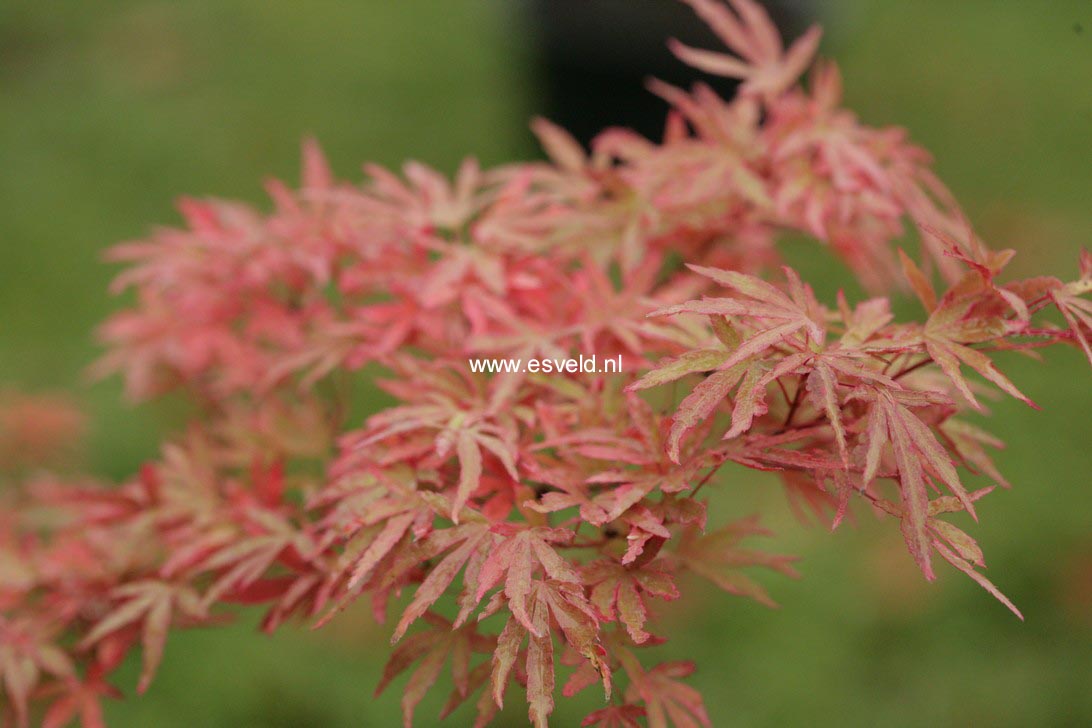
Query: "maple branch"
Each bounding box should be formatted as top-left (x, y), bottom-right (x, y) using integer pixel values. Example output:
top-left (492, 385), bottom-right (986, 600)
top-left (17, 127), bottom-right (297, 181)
top-left (564, 538), bottom-right (610, 549)
top-left (878, 353), bottom-right (898, 375)
top-left (690, 453), bottom-right (729, 498)
top-left (1025, 293), bottom-right (1055, 316)
top-left (779, 379), bottom-right (805, 431)
top-left (892, 357), bottom-right (933, 380)
top-left (774, 377), bottom-right (792, 409)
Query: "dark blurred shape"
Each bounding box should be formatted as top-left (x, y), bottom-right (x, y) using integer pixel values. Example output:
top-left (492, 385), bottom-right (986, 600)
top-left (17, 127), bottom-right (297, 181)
top-left (524, 0), bottom-right (816, 145)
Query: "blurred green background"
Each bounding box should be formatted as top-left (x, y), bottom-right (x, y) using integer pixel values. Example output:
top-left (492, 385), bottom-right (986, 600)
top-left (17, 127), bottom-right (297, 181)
top-left (1, 1), bottom-right (1090, 726)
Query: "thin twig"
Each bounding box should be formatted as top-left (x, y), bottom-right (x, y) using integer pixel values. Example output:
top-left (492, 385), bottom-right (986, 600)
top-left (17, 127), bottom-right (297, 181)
top-left (690, 454), bottom-right (729, 498)
top-left (893, 357), bottom-right (932, 380)
top-left (781, 379), bottom-right (804, 429)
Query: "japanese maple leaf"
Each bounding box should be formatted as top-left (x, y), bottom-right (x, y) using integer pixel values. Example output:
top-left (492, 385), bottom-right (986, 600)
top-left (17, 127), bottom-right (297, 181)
top-left (669, 0), bottom-right (822, 99)
top-left (79, 580), bottom-right (205, 694)
top-left (40, 666), bottom-right (122, 728)
top-left (312, 470), bottom-right (435, 596)
top-left (387, 519), bottom-right (495, 641)
top-left (940, 419), bottom-right (1009, 489)
top-left (668, 360), bottom-right (758, 463)
top-left (541, 390), bottom-right (670, 472)
top-left (870, 488), bottom-right (1022, 618)
top-left (261, 300), bottom-right (418, 387)
top-left (647, 265), bottom-right (827, 459)
top-left (652, 265), bottom-right (826, 371)
top-left (236, 569), bottom-right (335, 635)
top-left (0, 619), bottom-right (74, 727)
top-left (895, 241), bottom-right (1035, 409)
top-left (474, 526), bottom-right (583, 636)
top-left (670, 517), bottom-right (799, 607)
top-left (618, 496), bottom-right (707, 567)
top-left (583, 559), bottom-right (680, 644)
top-left (628, 311), bottom-right (748, 461)
top-left (720, 425), bottom-right (843, 475)
top-left (530, 392), bottom-right (711, 523)
top-left (353, 366), bottom-right (520, 521)
top-left (568, 255), bottom-right (693, 360)
top-left (856, 388), bottom-right (975, 580)
top-left (582, 704), bottom-right (647, 728)
top-left (522, 123), bottom-right (663, 272)
top-left (586, 461), bottom-right (700, 525)
top-left (415, 243), bottom-right (507, 308)
top-left (923, 287), bottom-right (1034, 410)
top-left (361, 157), bottom-right (484, 234)
top-left (524, 463), bottom-right (679, 544)
top-left (465, 298), bottom-right (577, 387)
top-left (490, 580), bottom-right (607, 728)
top-left (1050, 250), bottom-right (1092, 366)
top-left (376, 613), bottom-right (495, 728)
top-left (836, 293), bottom-right (894, 348)
top-left (803, 358), bottom-right (850, 466)
top-left (626, 342), bottom-right (740, 396)
top-left (926, 496), bottom-right (1022, 619)
top-left (531, 116), bottom-right (599, 175)
top-left (620, 656), bottom-right (711, 728)
top-left (522, 462), bottom-right (616, 527)
top-left (197, 506), bottom-right (319, 608)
